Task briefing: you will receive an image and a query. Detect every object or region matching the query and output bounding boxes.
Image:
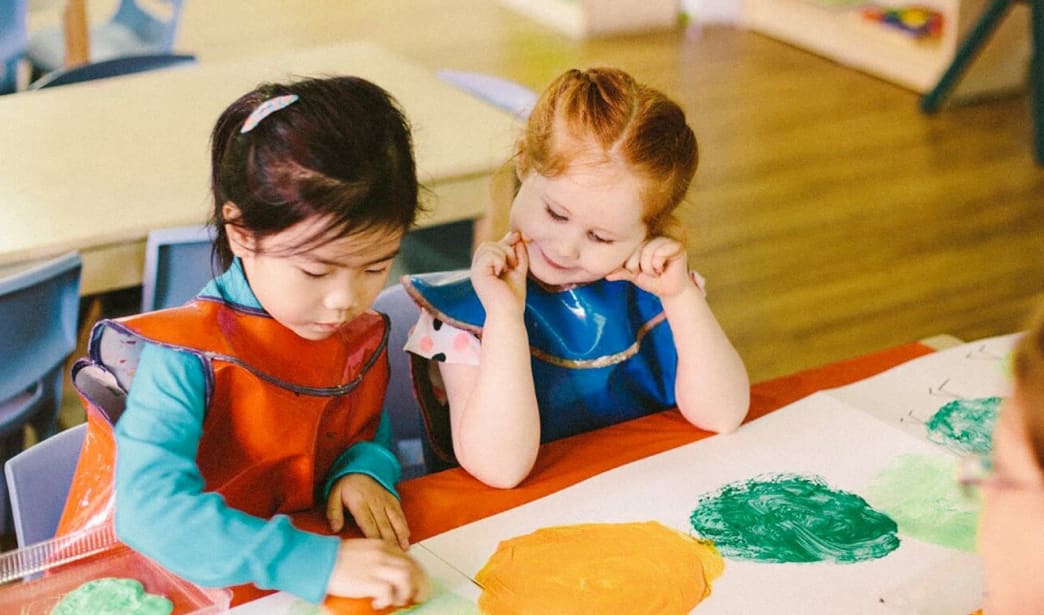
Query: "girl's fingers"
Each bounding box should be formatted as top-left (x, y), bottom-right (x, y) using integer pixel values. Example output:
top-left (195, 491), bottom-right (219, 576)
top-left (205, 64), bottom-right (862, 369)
top-left (413, 568), bottom-right (432, 602)
top-left (388, 508), bottom-right (411, 550)
top-left (639, 238), bottom-right (683, 275)
top-left (369, 585), bottom-right (396, 610)
top-left (651, 251), bottom-right (670, 275)
top-left (354, 507), bottom-right (379, 539)
top-left (373, 510), bottom-right (397, 545)
top-left (501, 230), bottom-right (520, 246)
top-left (376, 556), bottom-right (422, 607)
top-left (513, 236), bottom-right (529, 271)
top-left (653, 240), bottom-right (684, 267)
top-left (639, 247), bottom-right (653, 275)
top-left (624, 250), bottom-right (641, 274)
top-left (326, 494), bottom-right (345, 533)
top-left (475, 246), bottom-right (508, 276)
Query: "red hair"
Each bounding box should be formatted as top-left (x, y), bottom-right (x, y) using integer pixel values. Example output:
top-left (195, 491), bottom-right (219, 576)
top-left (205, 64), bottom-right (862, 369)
top-left (488, 67), bottom-right (697, 241)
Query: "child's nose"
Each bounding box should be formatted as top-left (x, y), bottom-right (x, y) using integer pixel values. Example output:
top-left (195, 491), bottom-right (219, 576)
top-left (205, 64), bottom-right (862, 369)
top-left (555, 234), bottom-right (581, 260)
top-left (324, 282), bottom-right (359, 312)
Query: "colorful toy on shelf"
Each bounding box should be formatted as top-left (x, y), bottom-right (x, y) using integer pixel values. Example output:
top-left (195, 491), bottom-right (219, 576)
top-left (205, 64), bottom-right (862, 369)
top-left (862, 5), bottom-right (944, 40)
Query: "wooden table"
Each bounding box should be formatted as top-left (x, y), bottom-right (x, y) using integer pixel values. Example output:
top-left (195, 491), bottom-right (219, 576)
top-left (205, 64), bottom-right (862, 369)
top-left (0, 42), bottom-right (520, 295)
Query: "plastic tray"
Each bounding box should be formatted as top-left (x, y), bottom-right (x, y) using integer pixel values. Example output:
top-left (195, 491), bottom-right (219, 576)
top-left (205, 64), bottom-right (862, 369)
top-left (0, 525), bottom-right (231, 614)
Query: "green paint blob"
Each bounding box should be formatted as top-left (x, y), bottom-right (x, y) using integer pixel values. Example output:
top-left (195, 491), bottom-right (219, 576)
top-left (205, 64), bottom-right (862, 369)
top-left (925, 397), bottom-right (1000, 455)
top-left (865, 454), bottom-right (979, 551)
top-left (50, 578), bottom-right (172, 615)
top-left (688, 473), bottom-right (899, 564)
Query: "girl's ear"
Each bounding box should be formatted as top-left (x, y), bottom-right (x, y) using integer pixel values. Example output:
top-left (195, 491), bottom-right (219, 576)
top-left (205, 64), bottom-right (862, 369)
top-left (222, 202), bottom-right (255, 257)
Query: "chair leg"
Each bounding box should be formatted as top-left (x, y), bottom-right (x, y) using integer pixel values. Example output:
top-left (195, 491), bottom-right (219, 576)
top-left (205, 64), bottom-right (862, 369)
top-left (1032, 0), bottom-right (1044, 163)
top-left (921, 0), bottom-right (1018, 113)
top-left (0, 429), bottom-right (27, 535)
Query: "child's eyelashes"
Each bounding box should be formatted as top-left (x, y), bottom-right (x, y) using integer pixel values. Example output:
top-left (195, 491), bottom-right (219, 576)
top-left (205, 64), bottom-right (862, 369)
top-left (365, 264), bottom-right (392, 276)
top-left (545, 205), bottom-right (567, 222)
top-left (545, 205), bottom-right (615, 244)
top-left (299, 268), bottom-right (330, 279)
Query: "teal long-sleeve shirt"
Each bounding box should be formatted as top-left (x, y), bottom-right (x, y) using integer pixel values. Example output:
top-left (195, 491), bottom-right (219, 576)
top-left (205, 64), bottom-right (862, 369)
top-left (113, 260), bottom-right (401, 604)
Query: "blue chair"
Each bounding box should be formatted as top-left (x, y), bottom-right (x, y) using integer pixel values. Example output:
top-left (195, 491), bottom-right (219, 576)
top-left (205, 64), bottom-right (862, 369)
top-left (398, 220), bottom-right (474, 277)
top-left (0, 0), bottom-right (28, 94)
top-left (0, 252), bottom-right (81, 534)
top-left (141, 224), bottom-right (219, 312)
top-left (372, 283), bottom-right (434, 480)
top-left (436, 69), bottom-right (537, 120)
top-left (4, 422), bottom-right (86, 547)
top-left (26, 0), bottom-right (186, 75)
top-left (28, 52), bottom-right (196, 90)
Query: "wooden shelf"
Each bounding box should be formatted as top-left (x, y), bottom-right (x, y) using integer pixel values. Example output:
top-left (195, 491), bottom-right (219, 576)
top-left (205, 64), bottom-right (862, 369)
top-left (740, 0), bottom-right (1031, 97)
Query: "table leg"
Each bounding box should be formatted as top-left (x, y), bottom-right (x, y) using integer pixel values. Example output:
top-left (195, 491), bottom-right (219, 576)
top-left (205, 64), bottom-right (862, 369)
top-left (920, 0), bottom-right (1018, 114)
top-left (63, 0), bottom-right (89, 67)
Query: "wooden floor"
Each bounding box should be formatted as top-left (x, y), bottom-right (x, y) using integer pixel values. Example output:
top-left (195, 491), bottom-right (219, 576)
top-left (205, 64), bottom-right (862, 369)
top-left (70, 1), bottom-right (1044, 382)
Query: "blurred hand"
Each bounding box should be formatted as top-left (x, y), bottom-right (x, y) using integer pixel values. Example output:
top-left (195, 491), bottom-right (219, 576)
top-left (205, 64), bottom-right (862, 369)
top-left (325, 538), bottom-right (431, 610)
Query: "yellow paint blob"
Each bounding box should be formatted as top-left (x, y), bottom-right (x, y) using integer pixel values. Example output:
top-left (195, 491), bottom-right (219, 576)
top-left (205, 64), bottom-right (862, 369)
top-left (475, 521), bottom-right (723, 615)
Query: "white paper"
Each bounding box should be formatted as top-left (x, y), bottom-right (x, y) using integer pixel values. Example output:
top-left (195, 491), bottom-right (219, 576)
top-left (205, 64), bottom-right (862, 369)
top-left (421, 395), bottom-right (983, 614)
top-left (827, 333), bottom-right (1018, 446)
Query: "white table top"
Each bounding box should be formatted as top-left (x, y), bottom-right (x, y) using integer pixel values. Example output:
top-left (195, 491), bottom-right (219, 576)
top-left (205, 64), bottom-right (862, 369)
top-left (0, 42), bottom-right (520, 293)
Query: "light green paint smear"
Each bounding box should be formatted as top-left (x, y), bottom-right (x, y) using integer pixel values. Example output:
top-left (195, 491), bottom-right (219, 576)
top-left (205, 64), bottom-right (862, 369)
top-left (50, 578), bottom-right (173, 615)
top-left (865, 454), bottom-right (979, 552)
top-left (689, 473), bottom-right (899, 564)
top-left (396, 581), bottom-right (479, 614)
top-left (925, 397), bottom-right (1001, 455)
top-left (285, 599), bottom-right (325, 615)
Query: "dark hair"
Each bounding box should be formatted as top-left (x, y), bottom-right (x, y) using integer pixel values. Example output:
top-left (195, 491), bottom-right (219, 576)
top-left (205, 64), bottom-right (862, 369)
top-left (209, 76), bottom-right (422, 267)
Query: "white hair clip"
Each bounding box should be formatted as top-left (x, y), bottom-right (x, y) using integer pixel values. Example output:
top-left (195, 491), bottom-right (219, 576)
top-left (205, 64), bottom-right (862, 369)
top-left (240, 94), bottom-right (299, 134)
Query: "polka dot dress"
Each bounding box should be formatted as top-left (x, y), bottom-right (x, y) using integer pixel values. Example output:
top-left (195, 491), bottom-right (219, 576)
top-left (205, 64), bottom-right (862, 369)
top-left (404, 310), bottom-right (481, 366)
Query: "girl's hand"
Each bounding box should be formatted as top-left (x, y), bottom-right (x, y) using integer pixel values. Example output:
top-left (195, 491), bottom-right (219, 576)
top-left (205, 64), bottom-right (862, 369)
top-left (605, 237), bottom-right (692, 298)
top-left (326, 538), bottom-right (431, 609)
top-left (327, 474), bottom-right (410, 551)
top-left (471, 231), bottom-right (529, 316)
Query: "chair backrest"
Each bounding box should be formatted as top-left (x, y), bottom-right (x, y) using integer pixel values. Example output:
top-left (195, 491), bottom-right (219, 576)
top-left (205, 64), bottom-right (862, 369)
top-left (141, 224), bottom-right (219, 312)
top-left (372, 283), bottom-right (432, 479)
top-left (4, 423), bottom-right (86, 547)
top-left (28, 52), bottom-right (196, 90)
top-left (0, 0), bottom-right (28, 94)
top-left (0, 253), bottom-right (81, 438)
top-left (112, 0), bottom-right (185, 52)
top-left (0, 252), bottom-right (81, 536)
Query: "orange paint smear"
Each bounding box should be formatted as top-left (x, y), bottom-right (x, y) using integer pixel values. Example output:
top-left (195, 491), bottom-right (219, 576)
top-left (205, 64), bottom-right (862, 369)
top-left (476, 521), bottom-right (723, 615)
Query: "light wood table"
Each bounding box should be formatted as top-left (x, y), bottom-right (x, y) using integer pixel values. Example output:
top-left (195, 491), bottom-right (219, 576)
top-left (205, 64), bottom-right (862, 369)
top-left (0, 42), bottom-right (520, 295)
